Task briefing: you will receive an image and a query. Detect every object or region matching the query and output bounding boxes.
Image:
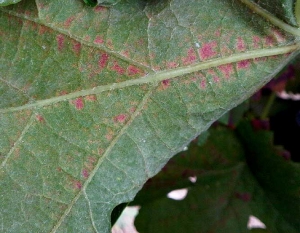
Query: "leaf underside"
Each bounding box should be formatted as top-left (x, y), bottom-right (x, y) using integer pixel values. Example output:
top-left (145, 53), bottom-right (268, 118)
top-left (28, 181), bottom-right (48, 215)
top-left (0, 0), bottom-right (299, 232)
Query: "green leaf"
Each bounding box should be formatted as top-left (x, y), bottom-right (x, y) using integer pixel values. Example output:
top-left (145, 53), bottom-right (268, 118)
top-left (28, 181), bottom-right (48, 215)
top-left (0, 0), bottom-right (300, 232)
top-left (237, 121), bottom-right (300, 231)
top-left (252, 0), bottom-right (299, 26)
top-left (133, 126), bottom-right (299, 233)
top-left (0, 0), bottom-right (21, 7)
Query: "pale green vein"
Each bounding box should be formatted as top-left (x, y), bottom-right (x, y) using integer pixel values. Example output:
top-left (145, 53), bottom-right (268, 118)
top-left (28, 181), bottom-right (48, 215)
top-left (240, 0), bottom-right (300, 37)
top-left (0, 9), bottom-right (152, 72)
top-left (0, 113), bottom-right (35, 168)
top-left (50, 84), bottom-right (157, 233)
top-left (0, 43), bottom-right (299, 114)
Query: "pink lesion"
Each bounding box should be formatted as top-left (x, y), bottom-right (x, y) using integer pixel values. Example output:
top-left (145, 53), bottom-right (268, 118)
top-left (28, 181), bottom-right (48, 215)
top-left (199, 41), bottom-right (218, 60)
top-left (56, 34), bottom-right (64, 51)
top-left (82, 169), bottom-right (89, 179)
top-left (218, 64), bottom-right (234, 79)
top-left (64, 16), bottom-right (75, 27)
top-left (114, 114), bottom-right (127, 123)
top-left (182, 48), bottom-right (197, 65)
top-left (98, 53), bottom-right (109, 69)
top-left (161, 79), bottom-right (171, 89)
top-left (236, 37), bottom-right (246, 51)
top-left (111, 61), bottom-right (125, 75)
top-left (72, 42), bottom-right (81, 55)
top-left (127, 65), bottom-right (143, 76)
top-left (237, 60), bottom-right (251, 69)
top-left (94, 35), bottom-right (105, 44)
top-left (252, 36), bottom-right (261, 49)
top-left (35, 114), bottom-right (45, 123)
top-left (73, 97), bottom-right (84, 110)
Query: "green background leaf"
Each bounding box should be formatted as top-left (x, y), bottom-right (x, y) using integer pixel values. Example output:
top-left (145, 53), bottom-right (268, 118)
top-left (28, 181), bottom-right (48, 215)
top-left (133, 125), bottom-right (300, 233)
top-left (0, 0), bottom-right (300, 232)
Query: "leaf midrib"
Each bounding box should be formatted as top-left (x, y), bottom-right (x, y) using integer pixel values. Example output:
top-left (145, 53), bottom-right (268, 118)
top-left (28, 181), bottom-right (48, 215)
top-left (0, 43), bottom-right (299, 114)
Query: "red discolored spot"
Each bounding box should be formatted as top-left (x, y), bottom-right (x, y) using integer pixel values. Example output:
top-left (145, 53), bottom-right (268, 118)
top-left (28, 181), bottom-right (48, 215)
top-left (64, 16), bottom-right (75, 27)
top-left (182, 48), bottom-right (197, 65)
top-left (38, 26), bottom-right (48, 35)
top-left (218, 64), bottom-right (234, 79)
top-left (235, 192), bottom-right (251, 202)
top-left (236, 37), bottom-right (246, 51)
top-left (161, 79), bottom-right (171, 89)
top-left (82, 169), bottom-right (89, 179)
top-left (36, 114), bottom-right (45, 123)
top-left (114, 114), bottom-right (127, 123)
top-left (200, 79), bottom-right (206, 89)
top-left (85, 95), bottom-right (97, 101)
top-left (237, 60), bottom-right (251, 69)
top-left (252, 36), bottom-right (261, 49)
top-left (84, 35), bottom-right (91, 42)
top-left (213, 76), bottom-right (220, 83)
top-left (74, 180), bottom-right (82, 190)
top-left (112, 61), bottom-right (125, 75)
top-left (72, 42), bottom-right (81, 55)
top-left (166, 61), bottom-right (179, 69)
top-left (94, 6), bottom-right (106, 12)
top-left (199, 41), bottom-right (218, 60)
top-left (73, 97), bottom-right (84, 110)
top-left (94, 35), bottom-right (104, 44)
top-left (265, 35), bottom-right (274, 46)
top-left (98, 53), bottom-right (109, 69)
top-left (56, 34), bottom-right (64, 51)
top-left (127, 65), bottom-right (142, 76)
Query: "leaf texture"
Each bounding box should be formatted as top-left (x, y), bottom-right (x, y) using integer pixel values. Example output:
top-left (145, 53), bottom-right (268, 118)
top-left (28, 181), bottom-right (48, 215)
top-left (0, 0), bottom-right (300, 232)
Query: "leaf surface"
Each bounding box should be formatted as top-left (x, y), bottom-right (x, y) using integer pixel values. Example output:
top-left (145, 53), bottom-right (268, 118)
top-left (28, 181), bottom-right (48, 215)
top-left (0, 0), bottom-right (300, 232)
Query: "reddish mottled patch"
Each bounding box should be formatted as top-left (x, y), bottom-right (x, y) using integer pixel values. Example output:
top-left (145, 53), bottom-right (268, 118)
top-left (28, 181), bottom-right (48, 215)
top-left (218, 64), bottom-right (234, 79)
top-left (161, 79), bottom-right (171, 89)
top-left (114, 114), bottom-right (127, 123)
top-left (82, 169), bottom-right (89, 179)
top-left (57, 167), bottom-right (62, 172)
top-left (166, 61), bottom-right (179, 69)
top-left (105, 133), bottom-right (113, 141)
top-left (85, 95), bottom-right (97, 101)
top-left (84, 35), bottom-right (91, 42)
top-left (74, 180), bottom-right (82, 190)
top-left (56, 34), bottom-right (64, 51)
top-left (182, 48), bottom-right (197, 65)
top-left (215, 29), bottom-right (221, 37)
top-left (112, 61), bottom-right (125, 75)
top-left (199, 41), bottom-right (218, 60)
top-left (235, 192), bottom-right (251, 202)
top-left (200, 79), bottom-right (206, 89)
top-left (98, 53), bottom-right (109, 69)
top-left (94, 35), bottom-right (104, 44)
top-left (36, 114), bottom-right (44, 123)
top-left (64, 16), bottom-right (75, 27)
top-left (127, 65), bottom-right (143, 76)
top-left (130, 107), bottom-right (136, 113)
top-left (237, 60), bottom-right (251, 69)
top-left (265, 35), bottom-right (275, 46)
top-left (72, 42), bottom-right (81, 55)
top-left (121, 50), bottom-right (130, 58)
top-left (94, 6), bottom-right (106, 12)
top-left (252, 36), bottom-right (261, 48)
top-left (38, 26), bottom-right (47, 35)
top-left (213, 76), bottom-right (220, 83)
top-left (73, 97), bottom-right (84, 110)
top-left (236, 37), bottom-right (246, 51)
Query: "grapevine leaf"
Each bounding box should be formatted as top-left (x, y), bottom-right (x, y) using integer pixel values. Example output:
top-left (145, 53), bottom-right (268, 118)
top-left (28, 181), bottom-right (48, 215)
top-left (0, 0), bottom-right (300, 232)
